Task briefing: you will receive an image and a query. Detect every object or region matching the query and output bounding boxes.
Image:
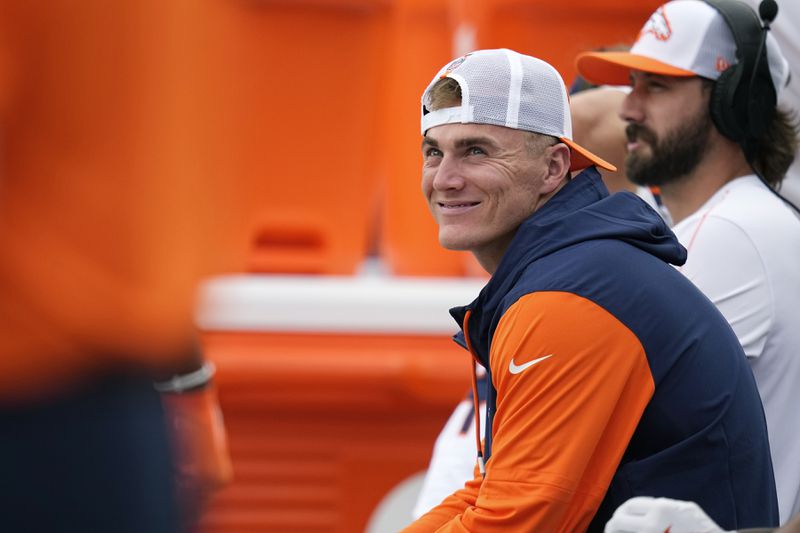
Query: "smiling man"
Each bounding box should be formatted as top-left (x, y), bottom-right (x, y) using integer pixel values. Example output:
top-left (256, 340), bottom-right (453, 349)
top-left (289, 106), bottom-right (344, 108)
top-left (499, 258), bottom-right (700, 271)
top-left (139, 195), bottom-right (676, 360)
top-left (401, 48), bottom-right (778, 532)
top-left (577, 0), bottom-right (800, 524)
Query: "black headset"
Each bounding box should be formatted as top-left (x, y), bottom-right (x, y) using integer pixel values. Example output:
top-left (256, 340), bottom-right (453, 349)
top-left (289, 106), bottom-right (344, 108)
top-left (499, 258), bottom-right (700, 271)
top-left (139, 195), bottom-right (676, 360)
top-left (704, 0), bottom-right (777, 150)
top-left (704, 0), bottom-right (800, 216)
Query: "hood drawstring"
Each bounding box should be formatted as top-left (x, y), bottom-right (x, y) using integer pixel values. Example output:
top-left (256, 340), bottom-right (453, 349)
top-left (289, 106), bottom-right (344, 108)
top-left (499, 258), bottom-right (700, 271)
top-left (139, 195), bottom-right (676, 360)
top-left (463, 309), bottom-right (486, 477)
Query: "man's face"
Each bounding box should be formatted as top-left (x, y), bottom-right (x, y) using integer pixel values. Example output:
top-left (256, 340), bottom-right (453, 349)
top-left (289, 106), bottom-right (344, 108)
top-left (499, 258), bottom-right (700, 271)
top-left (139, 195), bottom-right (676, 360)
top-left (621, 72), bottom-right (713, 187)
top-left (421, 123), bottom-right (555, 261)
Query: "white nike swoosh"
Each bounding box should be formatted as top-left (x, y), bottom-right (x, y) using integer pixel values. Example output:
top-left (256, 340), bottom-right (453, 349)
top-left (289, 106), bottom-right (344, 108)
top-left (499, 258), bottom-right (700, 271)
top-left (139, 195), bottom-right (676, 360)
top-left (509, 354), bottom-right (554, 375)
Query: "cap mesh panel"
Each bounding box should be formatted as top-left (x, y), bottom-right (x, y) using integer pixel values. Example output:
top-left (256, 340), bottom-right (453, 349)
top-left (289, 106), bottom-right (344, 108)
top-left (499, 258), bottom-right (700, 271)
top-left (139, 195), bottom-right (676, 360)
top-left (458, 51), bottom-right (512, 129)
top-left (518, 56), bottom-right (566, 137)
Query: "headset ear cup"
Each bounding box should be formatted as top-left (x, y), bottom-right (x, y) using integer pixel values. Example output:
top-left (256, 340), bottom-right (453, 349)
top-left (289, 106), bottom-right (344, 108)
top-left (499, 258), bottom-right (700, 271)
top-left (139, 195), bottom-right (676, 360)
top-left (710, 65), bottom-right (746, 142)
top-left (748, 66), bottom-right (777, 138)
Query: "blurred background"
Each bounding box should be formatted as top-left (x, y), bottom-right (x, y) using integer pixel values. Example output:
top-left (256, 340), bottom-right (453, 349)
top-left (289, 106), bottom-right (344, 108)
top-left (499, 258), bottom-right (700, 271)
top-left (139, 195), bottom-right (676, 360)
top-left (0, 0), bottom-right (668, 531)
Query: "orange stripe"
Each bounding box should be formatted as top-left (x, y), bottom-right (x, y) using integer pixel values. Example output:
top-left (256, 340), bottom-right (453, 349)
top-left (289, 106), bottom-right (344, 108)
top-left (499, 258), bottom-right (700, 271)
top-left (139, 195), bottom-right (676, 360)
top-left (677, 189), bottom-right (730, 272)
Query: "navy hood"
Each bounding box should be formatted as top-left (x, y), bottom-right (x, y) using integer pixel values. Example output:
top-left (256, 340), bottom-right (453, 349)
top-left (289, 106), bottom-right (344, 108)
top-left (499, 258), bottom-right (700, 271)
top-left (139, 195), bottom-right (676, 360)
top-left (451, 167), bottom-right (686, 355)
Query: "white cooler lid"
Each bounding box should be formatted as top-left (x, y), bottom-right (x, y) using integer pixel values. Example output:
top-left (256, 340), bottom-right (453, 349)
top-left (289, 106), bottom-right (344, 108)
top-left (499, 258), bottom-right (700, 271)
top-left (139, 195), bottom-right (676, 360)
top-left (196, 274), bottom-right (487, 335)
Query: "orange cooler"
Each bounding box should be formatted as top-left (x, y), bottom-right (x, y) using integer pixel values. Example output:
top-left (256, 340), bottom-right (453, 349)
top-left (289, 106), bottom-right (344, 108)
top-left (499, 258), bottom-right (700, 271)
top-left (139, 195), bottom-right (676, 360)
top-left (195, 0), bottom-right (393, 275)
top-left (196, 274), bottom-right (485, 532)
top-left (380, 0), bottom-right (477, 277)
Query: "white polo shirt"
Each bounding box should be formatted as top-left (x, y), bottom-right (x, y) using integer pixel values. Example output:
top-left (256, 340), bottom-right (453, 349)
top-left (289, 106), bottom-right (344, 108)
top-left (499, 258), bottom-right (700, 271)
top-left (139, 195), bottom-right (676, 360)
top-left (673, 175), bottom-right (800, 524)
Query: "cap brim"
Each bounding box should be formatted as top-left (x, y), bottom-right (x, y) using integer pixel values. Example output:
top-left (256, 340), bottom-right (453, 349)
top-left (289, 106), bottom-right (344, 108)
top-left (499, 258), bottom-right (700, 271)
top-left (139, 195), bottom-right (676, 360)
top-left (562, 137), bottom-right (616, 172)
top-left (575, 51), bottom-right (696, 87)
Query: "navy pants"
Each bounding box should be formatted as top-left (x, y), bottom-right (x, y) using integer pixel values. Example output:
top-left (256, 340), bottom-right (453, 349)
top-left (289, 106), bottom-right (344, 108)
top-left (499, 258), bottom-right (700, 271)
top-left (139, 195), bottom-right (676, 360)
top-left (0, 374), bottom-right (180, 533)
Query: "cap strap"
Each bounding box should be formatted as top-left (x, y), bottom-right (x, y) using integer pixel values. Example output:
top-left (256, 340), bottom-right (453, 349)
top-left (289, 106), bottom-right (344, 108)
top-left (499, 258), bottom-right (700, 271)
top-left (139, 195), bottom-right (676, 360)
top-left (420, 105), bottom-right (475, 134)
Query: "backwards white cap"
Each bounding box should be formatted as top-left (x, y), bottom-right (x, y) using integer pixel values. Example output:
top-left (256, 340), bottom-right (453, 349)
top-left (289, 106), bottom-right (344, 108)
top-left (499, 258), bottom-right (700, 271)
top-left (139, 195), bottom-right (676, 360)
top-left (421, 48), bottom-right (616, 172)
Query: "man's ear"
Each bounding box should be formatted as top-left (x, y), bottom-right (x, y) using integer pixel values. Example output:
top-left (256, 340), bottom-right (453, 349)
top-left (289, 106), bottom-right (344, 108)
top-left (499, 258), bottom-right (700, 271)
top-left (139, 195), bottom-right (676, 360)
top-left (542, 143), bottom-right (571, 193)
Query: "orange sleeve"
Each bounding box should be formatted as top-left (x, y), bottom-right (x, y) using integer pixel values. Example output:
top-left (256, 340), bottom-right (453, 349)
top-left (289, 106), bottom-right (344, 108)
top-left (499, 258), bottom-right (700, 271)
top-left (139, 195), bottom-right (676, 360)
top-left (402, 465), bottom-right (482, 531)
top-left (405, 291), bottom-right (655, 532)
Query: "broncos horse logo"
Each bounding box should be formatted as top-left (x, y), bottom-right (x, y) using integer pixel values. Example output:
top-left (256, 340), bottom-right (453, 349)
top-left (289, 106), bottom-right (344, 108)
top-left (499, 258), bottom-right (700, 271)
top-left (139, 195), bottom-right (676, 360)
top-left (638, 6), bottom-right (673, 42)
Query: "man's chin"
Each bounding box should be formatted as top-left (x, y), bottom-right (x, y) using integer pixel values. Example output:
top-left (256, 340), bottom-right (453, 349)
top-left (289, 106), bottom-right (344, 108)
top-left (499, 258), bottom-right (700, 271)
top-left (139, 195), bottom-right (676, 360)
top-left (438, 240), bottom-right (471, 252)
top-left (438, 232), bottom-right (475, 252)
top-left (625, 155), bottom-right (655, 187)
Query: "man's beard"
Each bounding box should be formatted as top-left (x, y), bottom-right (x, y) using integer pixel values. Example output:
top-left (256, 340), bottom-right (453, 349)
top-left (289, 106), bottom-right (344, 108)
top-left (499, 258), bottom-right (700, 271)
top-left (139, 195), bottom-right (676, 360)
top-left (625, 109), bottom-right (712, 187)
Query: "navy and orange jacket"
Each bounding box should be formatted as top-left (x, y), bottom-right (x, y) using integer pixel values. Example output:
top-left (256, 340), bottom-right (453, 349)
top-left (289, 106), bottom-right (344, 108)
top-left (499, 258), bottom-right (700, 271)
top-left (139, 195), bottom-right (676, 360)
top-left (405, 168), bottom-right (778, 532)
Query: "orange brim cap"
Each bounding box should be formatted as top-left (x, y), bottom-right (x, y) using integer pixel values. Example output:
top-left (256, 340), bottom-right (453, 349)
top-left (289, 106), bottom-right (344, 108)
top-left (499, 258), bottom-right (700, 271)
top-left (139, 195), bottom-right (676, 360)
top-left (562, 137), bottom-right (616, 172)
top-left (575, 51), bottom-right (697, 87)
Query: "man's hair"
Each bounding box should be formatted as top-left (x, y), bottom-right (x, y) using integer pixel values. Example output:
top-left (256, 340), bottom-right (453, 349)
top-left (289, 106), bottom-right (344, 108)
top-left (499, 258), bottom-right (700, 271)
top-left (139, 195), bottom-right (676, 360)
top-left (426, 77), bottom-right (559, 154)
top-left (427, 77), bottom-right (461, 112)
top-left (749, 107), bottom-right (798, 189)
top-left (700, 77), bottom-right (799, 188)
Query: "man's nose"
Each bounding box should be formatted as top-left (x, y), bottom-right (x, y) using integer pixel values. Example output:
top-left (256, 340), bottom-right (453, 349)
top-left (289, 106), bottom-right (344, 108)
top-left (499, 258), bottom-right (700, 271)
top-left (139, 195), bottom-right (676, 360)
top-left (431, 155), bottom-right (465, 191)
top-left (619, 89), bottom-right (644, 124)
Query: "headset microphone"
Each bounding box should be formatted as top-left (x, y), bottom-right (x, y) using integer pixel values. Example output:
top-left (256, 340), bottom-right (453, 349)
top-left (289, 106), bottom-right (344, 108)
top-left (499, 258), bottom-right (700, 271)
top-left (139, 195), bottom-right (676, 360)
top-left (758, 0), bottom-right (778, 26)
top-left (746, 0), bottom-right (776, 151)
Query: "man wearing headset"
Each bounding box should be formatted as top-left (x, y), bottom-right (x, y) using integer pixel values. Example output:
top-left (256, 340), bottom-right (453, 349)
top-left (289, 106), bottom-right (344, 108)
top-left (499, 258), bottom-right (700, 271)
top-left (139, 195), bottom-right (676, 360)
top-left (577, 0), bottom-right (800, 525)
